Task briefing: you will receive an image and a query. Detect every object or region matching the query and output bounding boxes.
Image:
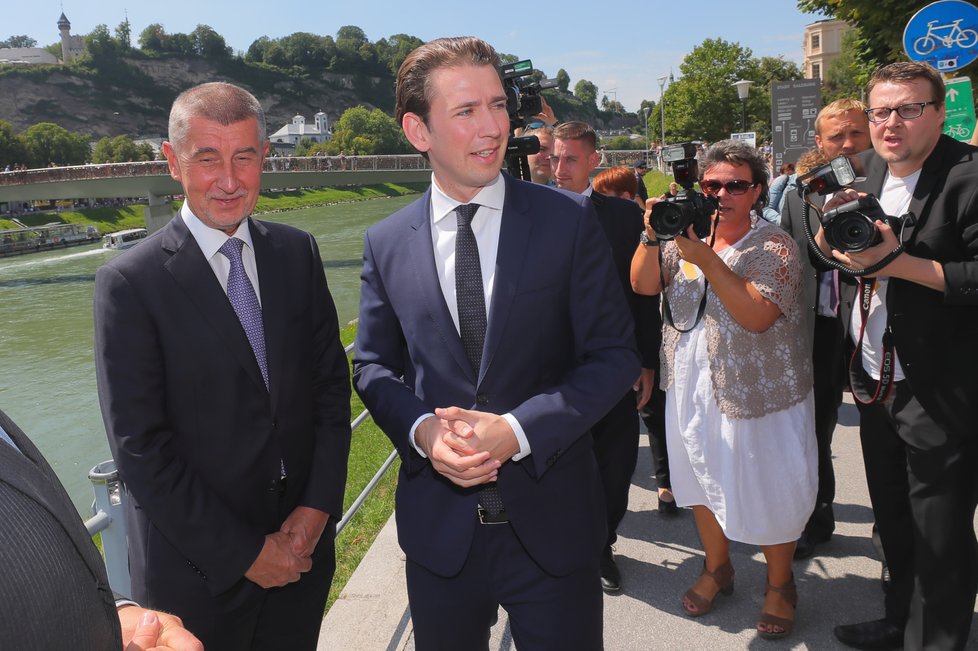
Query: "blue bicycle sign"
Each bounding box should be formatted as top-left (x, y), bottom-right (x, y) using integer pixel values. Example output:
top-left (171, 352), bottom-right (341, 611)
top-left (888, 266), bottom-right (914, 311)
top-left (904, 0), bottom-right (978, 72)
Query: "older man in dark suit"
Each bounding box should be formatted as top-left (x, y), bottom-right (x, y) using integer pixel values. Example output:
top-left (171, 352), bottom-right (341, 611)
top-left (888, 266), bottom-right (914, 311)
top-left (94, 82), bottom-right (351, 651)
top-left (0, 407), bottom-right (202, 650)
top-left (813, 62), bottom-right (978, 651)
top-left (353, 37), bottom-right (639, 650)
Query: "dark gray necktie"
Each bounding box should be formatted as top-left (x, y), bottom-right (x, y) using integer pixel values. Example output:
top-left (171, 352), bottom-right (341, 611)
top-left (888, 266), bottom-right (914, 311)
top-left (219, 237), bottom-right (268, 389)
top-left (454, 204), bottom-right (504, 515)
top-left (455, 203), bottom-right (487, 376)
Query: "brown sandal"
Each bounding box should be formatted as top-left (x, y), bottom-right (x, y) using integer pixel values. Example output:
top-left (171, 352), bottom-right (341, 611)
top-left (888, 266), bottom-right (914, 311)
top-left (757, 576), bottom-right (798, 640)
top-left (682, 560), bottom-right (735, 616)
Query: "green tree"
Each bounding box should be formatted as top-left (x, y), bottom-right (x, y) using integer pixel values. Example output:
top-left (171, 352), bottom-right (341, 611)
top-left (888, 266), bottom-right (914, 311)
top-left (375, 34), bottom-right (424, 74)
top-left (167, 33), bottom-right (195, 57)
top-left (85, 24), bottom-right (118, 62)
top-left (556, 68), bottom-right (570, 93)
top-left (191, 25), bottom-right (231, 58)
top-left (91, 135), bottom-right (150, 163)
top-left (327, 106), bottom-right (411, 155)
top-left (663, 38), bottom-right (755, 142)
top-left (21, 123), bottom-right (90, 167)
top-left (0, 35), bottom-right (37, 48)
top-left (822, 29), bottom-right (874, 103)
top-left (138, 24), bottom-right (167, 53)
top-left (0, 119), bottom-right (26, 168)
top-left (574, 79), bottom-right (598, 108)
top-left (115, 19), bottom-right (132, 51)
top-left (796, 0), bottom-right (918, 67)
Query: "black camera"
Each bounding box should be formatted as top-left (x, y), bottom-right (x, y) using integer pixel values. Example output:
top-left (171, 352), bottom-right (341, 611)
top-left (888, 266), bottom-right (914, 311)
top-left (797, 155), bottom-right (862, 198)
top-left (648, 143), bottom-right (718, 240)
top-left (822, 196), bottom-right (904, 253)
top-left (498, 59), bottom-right (557, 131)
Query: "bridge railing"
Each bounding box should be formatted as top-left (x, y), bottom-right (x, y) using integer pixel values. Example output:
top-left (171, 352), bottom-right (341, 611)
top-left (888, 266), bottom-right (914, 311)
top-left (0, 151), bottom-right (657, 189)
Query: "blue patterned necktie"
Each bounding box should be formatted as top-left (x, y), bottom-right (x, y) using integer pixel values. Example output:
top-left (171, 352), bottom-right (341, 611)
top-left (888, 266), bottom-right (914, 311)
top-left (454, 204), bottom-right (504, 516)
top-left (219, 237), bottom-right (268, 389)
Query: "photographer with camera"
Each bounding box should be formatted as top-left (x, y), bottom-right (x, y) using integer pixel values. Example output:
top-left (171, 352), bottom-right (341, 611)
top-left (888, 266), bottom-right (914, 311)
top-left (811, 62), bottom-right (978, 651)
top-left (631, 140), bottom-right (815, 640)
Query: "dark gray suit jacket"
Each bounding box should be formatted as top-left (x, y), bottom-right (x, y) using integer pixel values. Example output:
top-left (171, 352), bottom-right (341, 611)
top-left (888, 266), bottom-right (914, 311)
top-left (0, 408), bottom-right (122, 649)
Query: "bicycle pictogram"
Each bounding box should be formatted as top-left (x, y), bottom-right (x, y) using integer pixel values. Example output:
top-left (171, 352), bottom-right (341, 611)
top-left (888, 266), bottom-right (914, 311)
top-left (946, 123), bottom-right (973, 139)
top-left (913, 19), bottom-right (978, 55)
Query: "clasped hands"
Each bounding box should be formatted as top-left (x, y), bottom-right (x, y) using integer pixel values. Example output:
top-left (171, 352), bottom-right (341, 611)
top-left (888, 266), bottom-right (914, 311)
top-left (416, 408), bottom-right (520, 488)
top-left (245, 505), bottom-right (329, 589)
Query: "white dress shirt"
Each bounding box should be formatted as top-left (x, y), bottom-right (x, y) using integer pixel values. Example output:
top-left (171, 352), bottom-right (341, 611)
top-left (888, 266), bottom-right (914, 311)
top-left (408, 173), bottom-right (531, 461)
top-left (180, 204), bottom-right (262, 305)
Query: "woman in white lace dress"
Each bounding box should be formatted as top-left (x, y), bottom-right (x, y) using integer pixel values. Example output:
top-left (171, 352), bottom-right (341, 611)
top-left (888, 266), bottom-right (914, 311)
top-left (631, 140), bottom-right (816, 640)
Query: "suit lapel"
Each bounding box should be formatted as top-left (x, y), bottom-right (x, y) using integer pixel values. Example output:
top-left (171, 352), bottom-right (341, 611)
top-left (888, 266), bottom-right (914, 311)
top-left (251, 219), bottom-right (285, 406)
top-left (161, 217), bottom-right (267, 393)
top-left (481, 175), bottom-right (532, 381)
top-left (0, 410), bottom-right (107, 581)
top-left (407, 190), bottom-right (475, 381)
top-left (904, 135), bottom-right (949, 245)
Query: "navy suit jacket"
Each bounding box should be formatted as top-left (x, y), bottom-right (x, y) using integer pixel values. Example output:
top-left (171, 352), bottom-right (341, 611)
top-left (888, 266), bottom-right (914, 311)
top-left (353, 174), bottom-right (640, 577)
top-left (94, 215), bottom-right (351, 604)
top-left (0, 408), bottom-right (122, 649)
top-left (839, 135), bottom-right (978, 441)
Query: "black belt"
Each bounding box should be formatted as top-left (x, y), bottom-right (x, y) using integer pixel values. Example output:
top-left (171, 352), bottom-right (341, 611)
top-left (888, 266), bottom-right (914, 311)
top-left (478, 506), bottom-right (509, 525)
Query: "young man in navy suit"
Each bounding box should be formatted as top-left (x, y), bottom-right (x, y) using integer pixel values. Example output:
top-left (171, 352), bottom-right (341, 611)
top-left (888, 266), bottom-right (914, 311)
top-left (353, 37), bottom-right (639, 650)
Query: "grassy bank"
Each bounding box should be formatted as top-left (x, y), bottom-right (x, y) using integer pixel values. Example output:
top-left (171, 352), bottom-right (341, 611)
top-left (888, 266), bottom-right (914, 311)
top-left (4, 183), bottom-right (427, 235)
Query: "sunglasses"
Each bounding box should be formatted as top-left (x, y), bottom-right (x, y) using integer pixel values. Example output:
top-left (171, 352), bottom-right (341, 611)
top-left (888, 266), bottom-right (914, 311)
top-left (523, 120), bottom-right (547, 129)
top-left (700, 180), bottom-right (757, 196)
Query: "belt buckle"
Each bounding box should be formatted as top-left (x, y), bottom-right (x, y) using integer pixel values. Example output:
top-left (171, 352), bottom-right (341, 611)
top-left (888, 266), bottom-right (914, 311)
top-left (478, 507), bottom-right (508, 525)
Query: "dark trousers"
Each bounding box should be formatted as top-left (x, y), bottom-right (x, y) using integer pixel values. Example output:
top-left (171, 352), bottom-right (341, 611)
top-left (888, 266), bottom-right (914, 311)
top-left (855, 375), bottom-right (978, 650)
top-left (406, 521), bottom-right (603, 651)
top-left (592, 390), bottom-right (640, 547)
top-left (804, 314), bottom-right (844, 538)
top-left (642, 386), bottom-right (670, 490)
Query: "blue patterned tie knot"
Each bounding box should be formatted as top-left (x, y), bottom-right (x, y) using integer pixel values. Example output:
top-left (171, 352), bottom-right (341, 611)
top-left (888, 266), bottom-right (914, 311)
top-left (219, 237), bottom-right (268, 389)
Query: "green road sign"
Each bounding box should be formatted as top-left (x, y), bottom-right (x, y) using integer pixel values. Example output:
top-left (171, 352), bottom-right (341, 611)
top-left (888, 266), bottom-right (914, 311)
top-left (944, 77), bottom-right (976, 141)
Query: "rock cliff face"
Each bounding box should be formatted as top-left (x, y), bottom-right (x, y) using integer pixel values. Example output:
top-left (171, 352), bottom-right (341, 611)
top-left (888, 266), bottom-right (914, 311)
top-left (0, 56), bottom-right (391, 139)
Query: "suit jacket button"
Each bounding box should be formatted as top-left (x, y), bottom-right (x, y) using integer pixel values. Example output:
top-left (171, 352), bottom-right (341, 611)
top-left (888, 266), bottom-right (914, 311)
top-left (476, 393), bottom-right (489, 406)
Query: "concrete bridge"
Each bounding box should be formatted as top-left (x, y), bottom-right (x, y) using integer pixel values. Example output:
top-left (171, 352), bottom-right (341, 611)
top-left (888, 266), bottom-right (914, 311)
top-left (0, 155), bottom-right (435, 231)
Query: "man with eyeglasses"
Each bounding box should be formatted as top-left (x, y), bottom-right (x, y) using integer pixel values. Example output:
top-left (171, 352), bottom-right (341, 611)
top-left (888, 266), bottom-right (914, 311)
top-left (517, 121), bottom-right (557, 185)
top-left (814, 61), bottom-right (978, 651)
top-left (778, 98), bottom-right (872, 563)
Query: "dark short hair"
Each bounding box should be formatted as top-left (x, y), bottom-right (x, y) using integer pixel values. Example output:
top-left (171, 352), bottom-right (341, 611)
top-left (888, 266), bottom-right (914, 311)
top-left (395, 36), bottom-right (501, 126)
top-left (699, 139), bottom-right (770, 213)
top-left (169, 82), bottom-right (266, 151)
top-left (552, 121), bottom-right (598, 152)
top-left (633, 160), bottom-right (648, 169)
top-left (867, 61), bottom-right (945, 106)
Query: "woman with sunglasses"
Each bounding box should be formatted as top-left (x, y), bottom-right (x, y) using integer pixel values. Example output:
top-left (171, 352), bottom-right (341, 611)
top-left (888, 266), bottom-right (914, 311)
top-left (630, 139), bottom-right (816, 640)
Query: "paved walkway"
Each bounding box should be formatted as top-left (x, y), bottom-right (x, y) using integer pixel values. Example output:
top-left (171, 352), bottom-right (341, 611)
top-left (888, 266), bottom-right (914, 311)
top-left (319, 395), bottom-right (978, 650)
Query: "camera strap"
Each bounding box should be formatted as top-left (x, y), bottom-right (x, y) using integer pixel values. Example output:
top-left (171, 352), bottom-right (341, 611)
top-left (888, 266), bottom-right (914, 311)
top-left (848, 277), bottom-right (896, 404)
top-left (659, 222), bottom-right (718, 334)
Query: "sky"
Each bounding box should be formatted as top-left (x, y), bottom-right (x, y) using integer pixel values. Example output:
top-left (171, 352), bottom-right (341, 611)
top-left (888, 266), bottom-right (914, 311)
top-left (6, 1), bottom-right (827, 112)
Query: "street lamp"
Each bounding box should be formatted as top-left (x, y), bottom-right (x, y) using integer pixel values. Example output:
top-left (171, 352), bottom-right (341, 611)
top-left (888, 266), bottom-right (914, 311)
top-left (642, 107), bottom-right (650, 166)
top-left (658, 75), bottom-right (668, 172)
top-left (732, 79), bottom-right (754, 132)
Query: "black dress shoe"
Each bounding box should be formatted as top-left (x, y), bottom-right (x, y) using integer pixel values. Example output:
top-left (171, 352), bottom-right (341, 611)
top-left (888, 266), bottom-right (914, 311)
top-left (834, 619), bottom-right (903, 650)
top-left (600, 546), bottom-right (621, 593)
top-left (794, 531), bottom-right (816, 560)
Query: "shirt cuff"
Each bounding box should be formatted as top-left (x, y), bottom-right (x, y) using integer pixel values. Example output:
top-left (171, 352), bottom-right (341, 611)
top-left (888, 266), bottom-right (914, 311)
top-left (408, 412), bottom-right (435, 458)
top-left (115, 598), bottom-right (139, 610)
top-left (503, 413), bottom-right (531, 461)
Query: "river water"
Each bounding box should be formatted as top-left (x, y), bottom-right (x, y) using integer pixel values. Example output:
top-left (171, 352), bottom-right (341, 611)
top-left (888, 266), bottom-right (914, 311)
top-left (0, 194), bottom-right (417, 513)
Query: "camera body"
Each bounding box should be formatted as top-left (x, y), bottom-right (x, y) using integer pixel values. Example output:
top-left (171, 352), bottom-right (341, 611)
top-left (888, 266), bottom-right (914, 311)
top-left (648, 142), bottom-right (717, 240)
top-left (498, 59), bottom-right (557, 130)
top-left (822, 196), bottom-right (902, 253)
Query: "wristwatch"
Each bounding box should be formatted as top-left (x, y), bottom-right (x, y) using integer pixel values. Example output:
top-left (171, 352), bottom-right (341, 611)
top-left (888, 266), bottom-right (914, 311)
top-left (640, 231), bottom-right (659, 247)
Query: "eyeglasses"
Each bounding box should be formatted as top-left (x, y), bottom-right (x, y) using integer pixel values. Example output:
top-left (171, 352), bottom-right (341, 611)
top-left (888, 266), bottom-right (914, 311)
top-left (700, 179), bottom-right (756, 196)
top-left (524, 120), bottom-right (547, 129)
top-left (863, 101), bottom-right (938, 123)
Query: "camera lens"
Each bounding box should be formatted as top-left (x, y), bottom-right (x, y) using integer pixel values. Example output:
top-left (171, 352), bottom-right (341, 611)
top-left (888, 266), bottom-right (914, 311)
top-left (649, 201), bottom-right (686, 240)
top-left (826, 212), bottom-right (878, 252)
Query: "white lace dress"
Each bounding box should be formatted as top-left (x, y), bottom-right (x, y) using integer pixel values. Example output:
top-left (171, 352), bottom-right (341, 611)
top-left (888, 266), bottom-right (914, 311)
top-left (663, 222), bottom-right (817, 545)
